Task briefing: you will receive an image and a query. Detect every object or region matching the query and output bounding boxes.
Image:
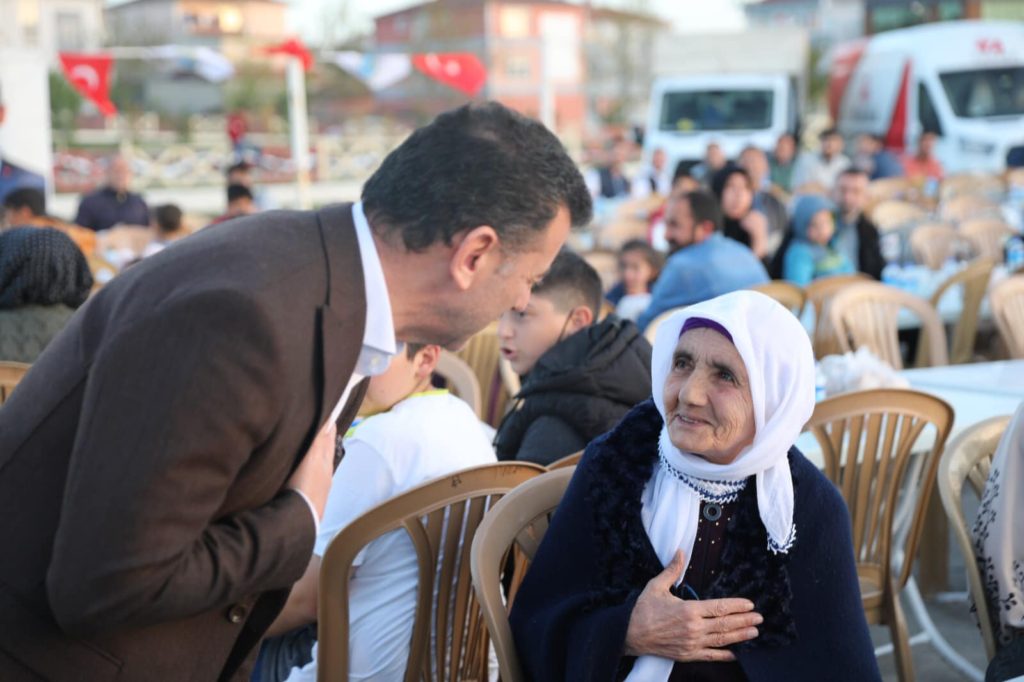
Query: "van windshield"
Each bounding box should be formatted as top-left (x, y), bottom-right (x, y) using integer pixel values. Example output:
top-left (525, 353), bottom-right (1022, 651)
top-left (659, 90), bottom-right (774, 132)
top-left (939, 67), bottom-right (1024, 118)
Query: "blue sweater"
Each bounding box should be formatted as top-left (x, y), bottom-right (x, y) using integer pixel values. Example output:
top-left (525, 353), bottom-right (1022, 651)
top-left (637, 234), bottom-right (768, 331)
top-left (783, 240), bottom-right (855, 287)
top-left (509, 400), bottom-right (881, 682)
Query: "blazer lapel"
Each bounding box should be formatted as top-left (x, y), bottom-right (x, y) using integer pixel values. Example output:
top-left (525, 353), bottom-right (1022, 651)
top-left (313, 204), bottom-right (367, 432)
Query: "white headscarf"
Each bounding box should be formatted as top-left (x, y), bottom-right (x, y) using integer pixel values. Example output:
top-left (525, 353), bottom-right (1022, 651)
top-left (626, 290), bottom-right (816, 682)
top-left (973, 401), bottom-right (1024, 646)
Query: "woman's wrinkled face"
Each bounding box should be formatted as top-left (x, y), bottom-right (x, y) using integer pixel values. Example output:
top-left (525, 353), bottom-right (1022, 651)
top-left (721, 174), bottom-right (753, 219)
top-left (662, 328), bottom-right (755, 465)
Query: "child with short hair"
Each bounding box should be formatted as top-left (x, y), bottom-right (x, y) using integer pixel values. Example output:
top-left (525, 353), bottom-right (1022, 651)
top-left (783, 194), bottom-right (855, 287)
top-left (495, 249), bottom-right (652, 465)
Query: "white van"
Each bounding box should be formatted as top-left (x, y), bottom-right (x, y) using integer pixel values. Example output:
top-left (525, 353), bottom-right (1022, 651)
top-left (644, 73), bottom-right (800, 176)
top-left (830, 20), bottom-right (1024, 173)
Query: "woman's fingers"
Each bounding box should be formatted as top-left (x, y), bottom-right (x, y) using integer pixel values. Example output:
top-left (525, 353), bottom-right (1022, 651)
top-left (696, 597), bottom-right (756, 618)
top-left (705, 611), bottom-right (764, 634)
top-left (689, 648), bottom-right (738, 663)
top-left (702, 626), bottom-right (760, 650)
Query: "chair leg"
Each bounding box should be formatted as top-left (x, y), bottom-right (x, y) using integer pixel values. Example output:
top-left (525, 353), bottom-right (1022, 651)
top-left (886, 586), bottom-right (915, 682)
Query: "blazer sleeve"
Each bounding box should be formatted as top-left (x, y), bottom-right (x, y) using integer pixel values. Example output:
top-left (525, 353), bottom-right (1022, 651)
top-left (509, 451), bottom-right (641, 682)
top-left (46, 289), bottom-right (315, 636)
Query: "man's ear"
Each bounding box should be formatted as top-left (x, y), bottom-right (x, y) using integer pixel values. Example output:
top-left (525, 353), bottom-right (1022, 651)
top-left (696, 220), bottom-right (715, 242)
top-left (566, 305), bottom-right (595, 336)
top-left (414, 344), bottom-right (442, 381)
top-left (450, 226), bottom-right (501, 291)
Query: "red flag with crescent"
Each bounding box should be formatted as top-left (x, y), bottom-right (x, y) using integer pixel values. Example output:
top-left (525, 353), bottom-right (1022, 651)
top-left (412, 53), bottom-right (486, 97)
top-left (264, 38), bottom-right (314, 71)
top-left (59, 53), bottom-right (117, 117)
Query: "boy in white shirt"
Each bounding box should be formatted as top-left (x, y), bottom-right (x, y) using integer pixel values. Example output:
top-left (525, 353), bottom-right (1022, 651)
top-left (253, 343), bottom-right (496, 682)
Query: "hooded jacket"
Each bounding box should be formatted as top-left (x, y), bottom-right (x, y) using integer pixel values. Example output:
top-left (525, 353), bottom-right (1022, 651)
top-left (494, 315), bottom-right (652, 465)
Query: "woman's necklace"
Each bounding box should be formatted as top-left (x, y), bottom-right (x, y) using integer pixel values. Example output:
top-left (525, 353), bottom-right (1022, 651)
top-left (657, 448), bottom-right (748, 505)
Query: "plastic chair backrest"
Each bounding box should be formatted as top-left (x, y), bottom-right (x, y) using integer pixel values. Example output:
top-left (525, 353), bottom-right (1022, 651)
top-left (643, 306), bottom-right (687, 345)
top-left (937, 415), bottom-right (1010, 661)
top-left (469, 467), bottom-right (575, 682)
top-left (909, 223), bottom-right (958, 270)
top-left (749, 280), bottom-right (806, 316)
top-left (547, 451), bottom-right (583, 470)
top-left (829, 281), bottom-right (948, 369)
top-left (317, 462), bottom-right (546, 682)
top-left (806, 388), bottom-right (954, 593)
top-left (990, 275), bottom-right (1024, 359)
top-left (959, 219), bottom-right (1014, 262)
top-left (435, 351), bottom-right (483, 418)
top-left (922, 259), bottom-right (994, 365)
top-left (0, 362), bottom-right (31, 405)
top-left (870, 200), bottom-right (926, 232)
top-left (455, 324), bottom-right (514, 427)
top-left (803, 273), bottom-right (872, 359)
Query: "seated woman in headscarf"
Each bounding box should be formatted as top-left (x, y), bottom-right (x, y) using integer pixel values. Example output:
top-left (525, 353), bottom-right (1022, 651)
top-left (781, 195), bottom-right (855, 287)
top-left (509, 290), bottom-right (879, 682)
top-left (0, 227), bottom-right (93, 363)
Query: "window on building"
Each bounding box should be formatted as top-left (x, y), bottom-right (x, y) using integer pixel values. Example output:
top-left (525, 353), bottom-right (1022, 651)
top-left (56, 11), bottom-right (85, 51)
top-left (17, 0), bottom-right (39, 45)
top-left (505, 55), bottom-right (531, 80)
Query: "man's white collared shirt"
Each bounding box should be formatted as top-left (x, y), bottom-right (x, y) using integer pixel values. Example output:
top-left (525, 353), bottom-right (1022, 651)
top-left (297, 202), bottom-right (398, 532)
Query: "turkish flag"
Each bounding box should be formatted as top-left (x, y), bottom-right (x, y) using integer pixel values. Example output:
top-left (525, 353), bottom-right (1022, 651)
top-left (412, 53), bottom-right (486, 97)
top-left (265, 38), bottom-right (314, 71)
top-left (59, 53), bottom-right (117, 117)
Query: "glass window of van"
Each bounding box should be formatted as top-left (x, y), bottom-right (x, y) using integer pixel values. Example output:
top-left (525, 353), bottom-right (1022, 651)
top-left (918, 83), bottom-right (944, 135)
top-left (939, 67), bottom-right (1024, 118)
top-left (659, 90), bottom-right (774, 132)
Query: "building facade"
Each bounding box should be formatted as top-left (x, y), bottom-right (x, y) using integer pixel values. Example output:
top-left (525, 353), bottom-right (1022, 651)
top-left (372, 0), bottom-right (665, 140)
top-left (0, 0), bottom-right (106, 64)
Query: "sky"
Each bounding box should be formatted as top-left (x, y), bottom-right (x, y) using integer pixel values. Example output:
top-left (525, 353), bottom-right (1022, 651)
top-left (287, 0), bottom-right (750, 46)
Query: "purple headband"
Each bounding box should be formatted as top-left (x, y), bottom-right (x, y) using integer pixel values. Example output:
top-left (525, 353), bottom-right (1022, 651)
top-left (679, 316), bottom-right (733, 343)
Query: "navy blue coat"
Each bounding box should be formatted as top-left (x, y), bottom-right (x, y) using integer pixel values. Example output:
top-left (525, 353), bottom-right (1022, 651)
top-left (509, 400), bottom-right (881, 682)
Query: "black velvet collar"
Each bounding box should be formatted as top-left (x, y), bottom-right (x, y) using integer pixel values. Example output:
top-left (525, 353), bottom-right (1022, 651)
top-left (583, 399), bottom-right (797, 651)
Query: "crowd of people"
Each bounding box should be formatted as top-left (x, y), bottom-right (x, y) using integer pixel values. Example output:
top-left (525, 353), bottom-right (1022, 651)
top-left (0, 97), bottom-right (1020, 682)
top-left (584, 125), bottom-right (939, 330)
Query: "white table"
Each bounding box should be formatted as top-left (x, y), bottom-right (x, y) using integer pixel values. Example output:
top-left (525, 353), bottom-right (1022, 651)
top-left (901, 360), bottom-right (1024, 399)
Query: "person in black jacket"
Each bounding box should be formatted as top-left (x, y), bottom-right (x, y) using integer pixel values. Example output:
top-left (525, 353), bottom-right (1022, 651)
top-left (495, 249), bottom-right (652, 465)
top-left (832, 167), bottom-right (885, 279)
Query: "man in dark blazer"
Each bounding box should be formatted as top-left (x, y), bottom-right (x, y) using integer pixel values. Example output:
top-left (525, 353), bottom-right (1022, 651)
top-left (0, 102), bottom-right (592, 680)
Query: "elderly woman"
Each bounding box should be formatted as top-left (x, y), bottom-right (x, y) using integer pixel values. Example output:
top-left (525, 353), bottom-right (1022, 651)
top-left (509, 291), bottom-right (879, 681)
